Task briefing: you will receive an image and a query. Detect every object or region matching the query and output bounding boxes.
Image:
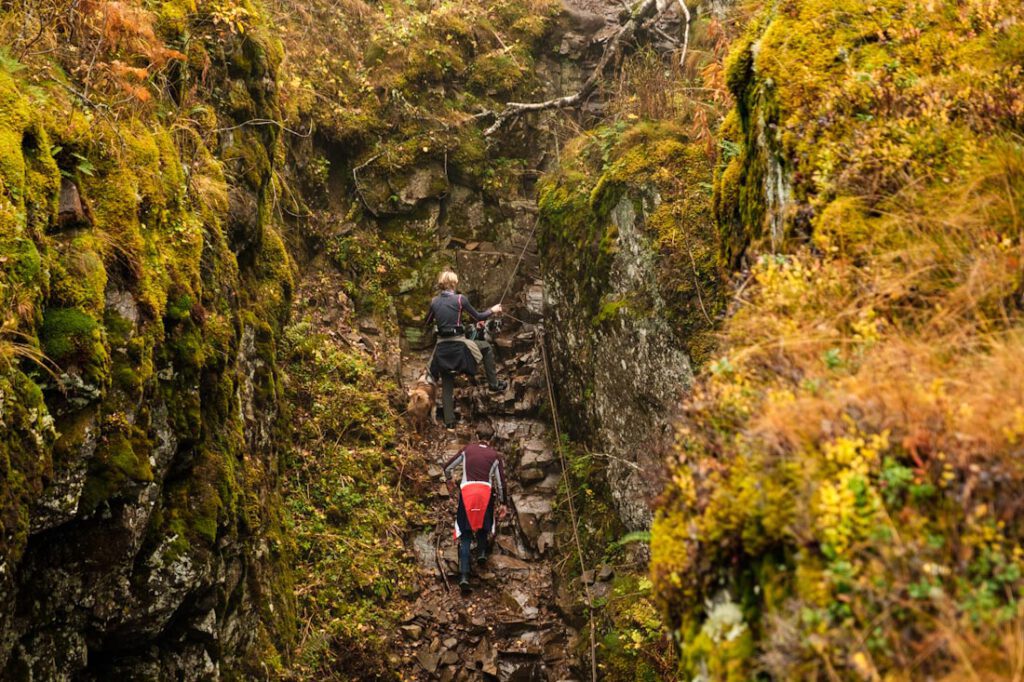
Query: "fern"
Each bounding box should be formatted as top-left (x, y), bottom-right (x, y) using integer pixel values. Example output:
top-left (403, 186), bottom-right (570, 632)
top-left (610, 530), bottom-right (651, 550)
top-left (0, 48), bottom-right (26, 75)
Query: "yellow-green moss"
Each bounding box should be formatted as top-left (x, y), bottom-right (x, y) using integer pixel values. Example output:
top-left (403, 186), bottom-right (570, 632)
top-left (78, 426), bottom-right (154, 514)
top-left (657, 1), bottom-right (1024, 678)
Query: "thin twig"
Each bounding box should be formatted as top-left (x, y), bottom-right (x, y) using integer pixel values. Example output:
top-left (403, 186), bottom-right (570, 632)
top-left (675, 0), bottom-right (692, 67)
top-left (213, 118), bottom-right (313, 137)
top-left (684, 237), bottom-right (714, 325)
top-left (483, 0), bottom-right (662, 136)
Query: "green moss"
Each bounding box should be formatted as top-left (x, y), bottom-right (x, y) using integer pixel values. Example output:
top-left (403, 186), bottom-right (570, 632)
top-left (0, 236), bottom-right (42, 287)
top-left (46, 233), bottom-right (107, 314)
top-left (78, 425), bottom-right (154, 514)
top-left (593, 295), bottom-right (629, 327)
top-left (468, 49), bottom-right (530, 96)
top-left (540, 122), bottom-right (724, 362)
top-left (40, 308), bottom-right (108, 373)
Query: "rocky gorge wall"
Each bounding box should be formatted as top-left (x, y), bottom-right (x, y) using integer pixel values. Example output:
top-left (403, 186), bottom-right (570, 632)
top-left (538, 121), bottom-right (723, 531)
top-left (1, 0), bottom-right (664, 678)
top-left (14, 1), bottom-right (1018, 680)
top-left (0, 4), bottom-right (296, 678)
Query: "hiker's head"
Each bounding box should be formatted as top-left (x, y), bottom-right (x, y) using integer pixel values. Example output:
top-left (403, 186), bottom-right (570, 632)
top-left (437, 270), bottom-right (459, 291)
top-left (475, 424), bottom-right (495, 443)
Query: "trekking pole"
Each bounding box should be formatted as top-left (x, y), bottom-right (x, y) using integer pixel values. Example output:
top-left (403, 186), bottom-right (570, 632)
top-left (434, 445), bottom-right (457, 591)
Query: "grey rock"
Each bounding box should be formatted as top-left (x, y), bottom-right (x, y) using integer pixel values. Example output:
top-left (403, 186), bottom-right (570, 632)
top-left (543, 189), bottom-right (694, 532)
top-left (490, 555), bottom-right (532, 572)
top-left (417, 649), bottom-right (440, 673)
top-left (520, 466), bottom-right (545, 483)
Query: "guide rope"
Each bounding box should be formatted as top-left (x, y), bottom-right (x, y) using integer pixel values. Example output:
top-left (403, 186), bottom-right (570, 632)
top-left (497, 216), bottom-right (541, 307)
top-left (540, 325), bottom-right (599, 682)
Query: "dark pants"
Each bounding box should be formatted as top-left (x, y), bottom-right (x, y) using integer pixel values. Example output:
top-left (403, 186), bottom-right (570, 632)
top-left (456, 492), bottom-right (494, 580)
top-left (441, 340), bottom-right (498, 426)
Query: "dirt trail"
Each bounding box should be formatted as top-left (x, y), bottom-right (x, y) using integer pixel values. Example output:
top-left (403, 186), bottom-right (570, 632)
top-left (392, 267), bottom-right (585, 681)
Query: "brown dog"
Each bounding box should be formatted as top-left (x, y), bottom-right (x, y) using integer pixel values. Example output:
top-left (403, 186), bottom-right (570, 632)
top-left (407, 374), bottom-right (437, 434)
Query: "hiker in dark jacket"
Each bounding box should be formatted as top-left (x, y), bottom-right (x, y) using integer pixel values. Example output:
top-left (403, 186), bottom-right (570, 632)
top-left (426, 270), bottom-right (507, 428)
top-left (444, 440), bottom-right (508, 592)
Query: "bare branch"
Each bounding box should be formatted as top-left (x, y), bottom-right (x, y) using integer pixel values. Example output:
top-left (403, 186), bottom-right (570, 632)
top-left (676, 0), bottom-right (692, 68)
top-left (213, 118), bottom-right (313, 138)
top-left (483, 0), bottom-right (661, 136)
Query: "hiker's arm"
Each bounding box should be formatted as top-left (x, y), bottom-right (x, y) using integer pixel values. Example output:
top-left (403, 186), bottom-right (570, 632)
top-left (492, 457), bottom-right (507, 504)
top-left (443, 450), bottom-right (464, 482)
top-left (461, 296), bottom-right (501, 322)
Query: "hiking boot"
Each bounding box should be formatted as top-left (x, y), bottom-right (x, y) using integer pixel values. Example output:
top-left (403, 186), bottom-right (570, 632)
top-left (488, 380), bottom-right (508, 392)
top-left (459, 576), bottom-right (471, 593)
top-left (476, 547), bottom-right (488, 566)
top-left (444, 421), bottom-right (456, 431)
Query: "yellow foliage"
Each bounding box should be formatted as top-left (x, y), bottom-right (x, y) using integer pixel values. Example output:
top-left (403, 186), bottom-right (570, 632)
top-left (653, 0), bottom-right (1024, 678)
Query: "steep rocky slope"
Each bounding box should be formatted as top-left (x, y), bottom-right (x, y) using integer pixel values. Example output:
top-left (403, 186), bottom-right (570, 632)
top-left (1, 0), bottom-right (674, 678)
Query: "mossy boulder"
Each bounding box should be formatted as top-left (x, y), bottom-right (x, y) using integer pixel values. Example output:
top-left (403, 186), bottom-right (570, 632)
top-left (40, 307), bottom-right (110, 390)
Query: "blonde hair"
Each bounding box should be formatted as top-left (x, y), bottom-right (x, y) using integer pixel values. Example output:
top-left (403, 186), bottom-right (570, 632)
top-left (437, 270), bottom-right (459, 291)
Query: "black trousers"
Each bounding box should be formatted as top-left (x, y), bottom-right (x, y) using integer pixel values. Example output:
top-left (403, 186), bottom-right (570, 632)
top-left (441, 340), bottom-right (498, 425)
top-left (456, 492), bottom-right (494, 579)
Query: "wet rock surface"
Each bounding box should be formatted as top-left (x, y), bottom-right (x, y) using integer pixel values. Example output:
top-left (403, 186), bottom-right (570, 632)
top-left (543, 189), bottom-right (694, 531)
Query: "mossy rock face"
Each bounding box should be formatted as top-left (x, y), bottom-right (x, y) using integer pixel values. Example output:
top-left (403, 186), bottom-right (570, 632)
top-left (655, 1), bottom-right (1024, 679)
top-left (40, 307), bottom-right (111, 391)
top-left (539, 122), bottom-right (719, 530)
top-left (0, 369), bottom-right (56, 565)
top-left (541, 122), bottom-right (724, 361)
top-left (78, 425), bottom-right (154, 515)
top-left (0, 3), bottom-right (297, 677)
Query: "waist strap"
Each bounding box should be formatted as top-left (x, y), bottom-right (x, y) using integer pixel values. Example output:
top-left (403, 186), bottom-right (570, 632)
top-left (436, 325), bottom-right (463, 337)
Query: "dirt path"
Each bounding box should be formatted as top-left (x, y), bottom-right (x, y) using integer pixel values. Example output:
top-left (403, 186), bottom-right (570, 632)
top-left (391, 269), bottom-right (583, 681)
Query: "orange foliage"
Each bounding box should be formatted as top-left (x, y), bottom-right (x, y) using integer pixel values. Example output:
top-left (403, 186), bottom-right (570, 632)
top-left (80, 1), bottom-right (186, 67)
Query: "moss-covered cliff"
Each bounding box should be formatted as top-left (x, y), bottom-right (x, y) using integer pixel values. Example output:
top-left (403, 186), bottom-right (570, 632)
top-left (652, 1), bottom-right (1024, 679)
top-left (538, 120), bottom-right (721, 535)
top-left (0, 2), bottom-right (297, 677)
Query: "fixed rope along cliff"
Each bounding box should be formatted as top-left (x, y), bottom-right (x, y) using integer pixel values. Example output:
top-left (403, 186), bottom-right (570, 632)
top-left (497, 215), bottom-right (540, 306)
top-left (496, 210), bottom-right (598, 680)
top-left (539, 327), bottom-right (599, 682)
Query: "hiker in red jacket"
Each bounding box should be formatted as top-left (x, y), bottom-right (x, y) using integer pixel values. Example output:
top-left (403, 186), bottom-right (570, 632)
top-left (444, 441), bottom-right (508, 593)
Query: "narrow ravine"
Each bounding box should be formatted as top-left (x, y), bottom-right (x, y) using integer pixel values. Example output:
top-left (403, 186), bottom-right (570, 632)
top-left (391, 243), bottom-right (588, 680)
